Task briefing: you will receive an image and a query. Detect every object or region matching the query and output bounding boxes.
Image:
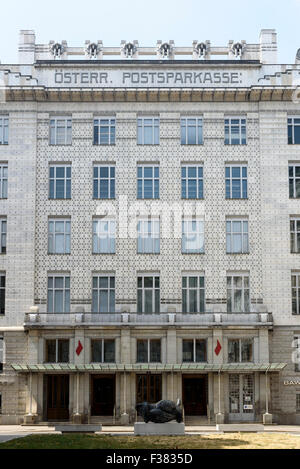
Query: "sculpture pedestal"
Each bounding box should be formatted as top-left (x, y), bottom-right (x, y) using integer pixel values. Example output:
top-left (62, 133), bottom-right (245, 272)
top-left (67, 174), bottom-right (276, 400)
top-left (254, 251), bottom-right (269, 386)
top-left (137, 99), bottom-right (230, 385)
top-left (134, 422), bottom-right (185, 436)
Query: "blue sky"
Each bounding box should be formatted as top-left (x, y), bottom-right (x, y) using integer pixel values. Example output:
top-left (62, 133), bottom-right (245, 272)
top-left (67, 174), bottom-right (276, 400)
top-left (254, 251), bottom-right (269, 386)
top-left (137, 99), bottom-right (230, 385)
top-left (0, 0), bottom-right (299, 64)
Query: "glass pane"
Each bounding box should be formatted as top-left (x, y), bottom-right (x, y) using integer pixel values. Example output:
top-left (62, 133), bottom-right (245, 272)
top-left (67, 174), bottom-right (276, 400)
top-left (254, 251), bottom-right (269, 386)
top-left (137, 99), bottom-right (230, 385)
top-left (182, 340), bottom-right (193, 362)
top-left (137, 340), bottom-right (148, 362)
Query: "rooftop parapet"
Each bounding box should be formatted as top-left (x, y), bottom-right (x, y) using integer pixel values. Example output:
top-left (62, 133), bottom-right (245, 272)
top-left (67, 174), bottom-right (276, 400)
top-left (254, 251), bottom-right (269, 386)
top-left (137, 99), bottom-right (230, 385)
top-left (18, 29), bottom-right (278, 64)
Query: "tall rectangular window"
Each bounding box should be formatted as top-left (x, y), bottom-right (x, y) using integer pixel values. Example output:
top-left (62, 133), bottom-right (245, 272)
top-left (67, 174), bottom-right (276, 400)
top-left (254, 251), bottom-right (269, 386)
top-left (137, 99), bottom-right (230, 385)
top-left (137, 219), bottom-right (160, 254)
top-left (137, 339), bottom-right (161, 363)
top-left (182, 276), bottom-right (205, 313)
top-left (288, 118), bottom-right (300, 144)
top-left (93, 219), bottom-right (116, 254)
top-left (225, 117), bottom-right (247, 145)
top-left (93, 166), bottom-right (115, 199)
top-left (0, 166), bottom-right (8, 199)
top-left (226, 219), bottom-right (249, 254)
top-left (181, 166), bottom-right (203, 199)
top-left (0, 118), bottom-right (8, 145)
top-left (92, 275), bottom-right (115, 313)
top-left (0, 338), bottom-right (3, 373)
top-left (137, 275), bottom-right (160, 313)
top-left (0, 218), bottom-right (7, 254)
top-left (45, 339), bottom-right (69, 363)
top-left (137, 166), bottom-right (159, 199)
top-left (48, 219), bottom-right (71, 254)
top-left (47, 275), bottom-right (70, 313)
top-left (137, 118), bottom-right (159, 145)
top-left (182, 219), bottom-right (204, 254)
top-left (227, 275), bottom-right (250, 312)
top-left (225, 165), bottom-right (248, 199)
top-left (296, 394), bottom-right (300, 411)
top-left (182, 339), bottom-right (207, 362)
top-left (50, 117), bottom-right (72, 145)
top-left (294, 337), bottom-right (300, 371)
top-left (292, 274), bottom-right (300, 315)
top-left (91, 339), bottom-right (115, 363)
top-left (289, 166), bottom-right (300, 198)
top-left (290, 218), bottom-right (300, 253)
top-left (93, 118), bottom-right (115, 145)
top-left (228, 339), bottom-right (253, 363)
top-left (0, 275), bottom-right (5, 315)
top-left (181, 118), bottom-right (203, 145)
top-left (49, 165), bottom-right (71, 199)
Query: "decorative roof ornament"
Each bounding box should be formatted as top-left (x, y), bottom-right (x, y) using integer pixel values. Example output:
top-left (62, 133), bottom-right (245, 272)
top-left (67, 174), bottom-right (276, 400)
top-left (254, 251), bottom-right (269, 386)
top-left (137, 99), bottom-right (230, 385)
top-left (296, 48), bottom-right (300, 64)
top-left (231, 42), bottom-right (244, 59)
top-left (120, 40), bottom-right (138, 58)
top-left (50, 42), bottom-right (65, 59)
top-left (85, 42), bottom-right (100, 59)
top-left (157, 41), bottom-right (175, 59)
top-left (194, 42), bottom-right (207, 59)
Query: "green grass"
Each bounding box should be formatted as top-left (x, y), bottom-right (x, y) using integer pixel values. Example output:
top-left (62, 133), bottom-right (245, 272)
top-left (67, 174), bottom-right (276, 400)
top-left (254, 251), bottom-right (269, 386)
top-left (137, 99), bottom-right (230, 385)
top-left (1, 433), bottom-right (300, 449)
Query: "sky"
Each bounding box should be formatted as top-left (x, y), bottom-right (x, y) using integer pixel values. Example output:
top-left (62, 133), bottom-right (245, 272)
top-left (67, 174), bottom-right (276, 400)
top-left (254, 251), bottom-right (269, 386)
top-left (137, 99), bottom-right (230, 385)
top-left (0, 0), bottom-right (299, 64)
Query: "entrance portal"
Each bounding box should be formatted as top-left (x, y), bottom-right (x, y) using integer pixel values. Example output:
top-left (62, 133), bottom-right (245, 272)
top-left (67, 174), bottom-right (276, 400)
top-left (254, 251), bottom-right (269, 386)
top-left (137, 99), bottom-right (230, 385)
top-left (182, 375), bottom-right (207, 416)
top-left (46, 374), bottom-right (69, 420)
top-left (91, 375), bottom-right (115, 416)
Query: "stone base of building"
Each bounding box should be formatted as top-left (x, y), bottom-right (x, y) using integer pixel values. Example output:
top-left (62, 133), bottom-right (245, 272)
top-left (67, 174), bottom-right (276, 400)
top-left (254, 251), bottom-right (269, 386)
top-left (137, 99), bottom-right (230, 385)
top-left (23, 414), bottom-right (38, 425)
top-left (72, 413), bottom-right (83, 424)
top-left (55, 424), bottom-right (102, 433)
top-left (134, 422), bottom-right (185, 436)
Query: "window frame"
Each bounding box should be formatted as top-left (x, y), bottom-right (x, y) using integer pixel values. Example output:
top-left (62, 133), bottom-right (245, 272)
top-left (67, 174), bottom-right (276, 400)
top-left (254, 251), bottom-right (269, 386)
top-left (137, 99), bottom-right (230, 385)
top-left (48, 218), bottom-right (71, 254)
top-left (182, 338), bottom-right (207, 363)
top-left (49, 117), bottom-right (72, 145)
top-left (225, 117), bottom-right (247, 145)
top-left (44, 338), bottom-right (70, 363)
top-left (225, 165), bottom-right (248, 199)
top-left (182, 219), bottom-right (205, 254)
top-left (93, 117), bottom-right (116, 145)
top-left (92, 218), bottom-right (116, 254)
top-left (47, 275), bottom-right (70, 313)
top-left (0, 218), bottom-right (7, 254)
top-left (137, 274), bottom-right (160, 314)
top-left (137, 165), bottom-right (160, 199)
top-left (180, 117), bottom-right (203, 145)
top-left (137, 218), bottom-right (160, 254)
top-left (181, 165), bottom-right (204, 199)
top-left (93, 165), bottom-right (115, 199)
top-left (292, 274), bottom-right (300, 315)
top-left (92, 274), bottom-right (115, 313)
top-left (226, 218), bottom-right (249, 254)
top-left (0, 337), bottom-right (3, 373)
top-left (49, 165), bottom-right (71, 200)
top-left (90, 338), bottom-right (116, 363)
top-left (136, 338), bottom-right (161, 363)
top-left (0, 117), bottom-right (9, 145)
top-left (0, 165), bottom-right (8, 199)
top-left (290, 217), bottom-right (300, 253)
top-left (228, 338), bottom-right (254, 363)
top-left (137, 117), bottom-right (160, 145)
top-left (289, 165), bottom-right (300, 199)
top-left (288, 117), bottom-right (300, 145)
top-left (227, 274), bottom-right (250, 313)
top-left (182, 275), bottom-right (205, 313)
top-left (0, 274), bottom-right (5, 315)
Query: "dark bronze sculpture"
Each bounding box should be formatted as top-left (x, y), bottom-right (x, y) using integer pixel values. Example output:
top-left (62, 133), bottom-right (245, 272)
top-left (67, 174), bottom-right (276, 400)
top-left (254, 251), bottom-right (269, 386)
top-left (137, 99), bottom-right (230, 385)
top-left (136, 399), bottom-right (183, 423)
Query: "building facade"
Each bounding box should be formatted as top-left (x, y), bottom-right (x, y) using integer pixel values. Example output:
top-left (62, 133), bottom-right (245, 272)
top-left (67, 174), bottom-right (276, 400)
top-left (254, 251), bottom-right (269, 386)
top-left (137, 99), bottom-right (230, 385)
top-left (0, 29), bottom-right (300, 424)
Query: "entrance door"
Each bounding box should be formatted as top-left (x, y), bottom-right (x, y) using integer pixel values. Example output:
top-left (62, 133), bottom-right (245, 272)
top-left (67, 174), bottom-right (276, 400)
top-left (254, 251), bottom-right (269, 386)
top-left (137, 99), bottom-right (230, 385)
top-left (182, 375), bottom-right (207, 416)
top-left (46, 375), bottom-right (69, 420)
top-left (136, 374), bottom-right (162, 403)
top-left (229, 374), bottom-right (255, 421)
top-left (91, 375), bottom-right (115, 416)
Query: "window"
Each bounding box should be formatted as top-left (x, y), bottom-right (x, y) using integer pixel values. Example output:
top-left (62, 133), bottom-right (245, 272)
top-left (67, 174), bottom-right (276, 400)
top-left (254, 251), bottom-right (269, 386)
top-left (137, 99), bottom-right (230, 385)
top-left (93, 219), bottom-right (116, 254)
top-left (297, 394), bottom-right (300, 411)
top-left (229, 374), bottom-right (254, 415)
top-left (181, 118), bottom-right (203, 145)
top-left (0, 166), bottom-right (8, 199)
top-left (92, 275), bottom-right (115, 313)
top-left (93, 118), bottom-right (115, 145)
top-left (288, 118), bottom-right (300, 144)
top-left (0, 274), bottom-right (5, 315)
top-left (137, 166), bottom-right (159, 199)
top-left (137, 275), bottom-right (160, 313)
top-left (48, 219), bottom-right (71, 254)
top-left (182, 219), bottom-right (204, 254)
top-left (137, 117), bottom-right (159, 145)
top-left (228, 339), bottom-right (253, 362)
top-left (0, 392), bottom-right (1, 413)
top-left (289, 166), bottom-right (300, 198)
top-left (227, 275), bottom-right (250, 312)
top-left (225, 166), bottom-right (248, 199)
top-left (182, 276), bottom-right (205, 313)
top-left (93, 166), bottom-right (115, 199)
top-left (49, 165), bottom-right (71, 199)
top-left (137, 339), bottom-right (161, 363)
top-left (290, 218), bottom-right (300, 253)
top-left (47, 275), bottom-right (70, 313)
top-left (50, 117), bottom-right (72, 145)
top-left (181, 166), bottom-right (203, 199)
top-left (226, 219), bottom-right (249, 254)
top-left (294, 336), bottom-right (300, 371)
top-left (0, 218), bottom-right (7, 254)
top-left (0, 338), bottom-right (3, 373)
top-left (91, 339), bottom-right (115, 362)
top-left (182, 339), bottom-right (206, 362)
top-left (0, 117), bottom-right (8, 145)
top-left (292, 274), bottom-right (300, 315)
top-left (137, 219), bottom-right (160, 254)
top-left (225, 117), bottom-right (246, 145)
top-left (45, 339), bottom-right (69, 363)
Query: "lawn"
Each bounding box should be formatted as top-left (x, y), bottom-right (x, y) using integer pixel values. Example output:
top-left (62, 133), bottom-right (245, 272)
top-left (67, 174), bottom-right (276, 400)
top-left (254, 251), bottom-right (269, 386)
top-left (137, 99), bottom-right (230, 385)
top-left (1, 432), bottom-right (300, 449)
